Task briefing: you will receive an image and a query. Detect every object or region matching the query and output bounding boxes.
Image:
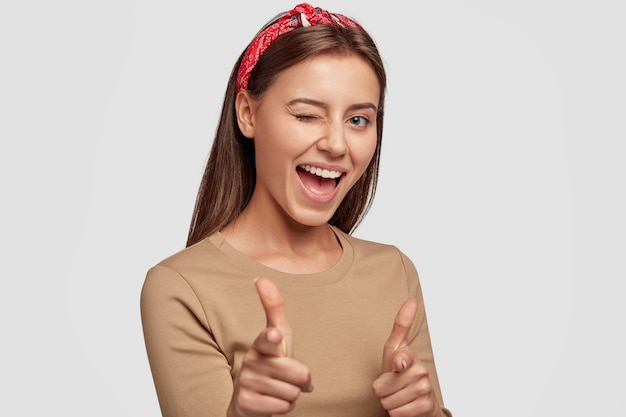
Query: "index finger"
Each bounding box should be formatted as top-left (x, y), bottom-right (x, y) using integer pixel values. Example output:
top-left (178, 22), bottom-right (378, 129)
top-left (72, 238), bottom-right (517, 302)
top-left (382, 298), bottom-right (418, 372)
top-left (255, 277), bottom-right (293, 356)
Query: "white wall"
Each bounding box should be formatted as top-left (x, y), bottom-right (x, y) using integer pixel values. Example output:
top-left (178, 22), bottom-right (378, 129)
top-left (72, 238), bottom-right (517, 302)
top-left (1, 1), bottom-right (624, 415)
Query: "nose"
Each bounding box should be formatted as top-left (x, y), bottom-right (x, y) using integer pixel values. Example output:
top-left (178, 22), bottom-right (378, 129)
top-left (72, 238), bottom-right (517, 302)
top-left (317, 122), bottom-right (348, 157)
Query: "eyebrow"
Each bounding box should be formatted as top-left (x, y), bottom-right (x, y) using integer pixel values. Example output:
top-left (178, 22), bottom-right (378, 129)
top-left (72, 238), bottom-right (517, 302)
top-left (286, 97), bottom-right (378, 113)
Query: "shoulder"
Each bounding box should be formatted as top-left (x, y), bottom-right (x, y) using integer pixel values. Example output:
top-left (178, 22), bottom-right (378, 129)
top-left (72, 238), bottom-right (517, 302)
top-left (153, 238), bottom-right (216, 273)
top-left (143, 233), bottom-right (233, 289)
top-left (335, 227), bottom-right (416, 267)
top-left (337, 228), bottom-right (423, 308)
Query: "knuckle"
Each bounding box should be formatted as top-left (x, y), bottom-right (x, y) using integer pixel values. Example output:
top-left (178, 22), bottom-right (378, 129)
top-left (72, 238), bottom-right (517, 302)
top-left (416, 395), bottom-right (435, 413)
top-left (295, 366), bottom-right (311, 383)
top-left (371, 382), bottom-right (382, 397)
top-left (237, 370), bottom-right (255, 387)
top-left (235, 389), bottom-right (255, 412)
top-left (284, 385), bottom-right (301, 402)
top-left (415, 378), bottom-right (433, 396)
top-left (276, 401), bottom-right (295, 414)
top-left (413, 362), bottom-right (429, 377)
top-left (377, 394), bottom-right (392, 411)
top-left (408, 368), bottom-right (432, 395)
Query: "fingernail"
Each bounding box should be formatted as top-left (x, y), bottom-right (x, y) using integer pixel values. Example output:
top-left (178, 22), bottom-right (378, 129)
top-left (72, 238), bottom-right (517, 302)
top-left (401, 359), bottom-right (408, 370)
top-left (307, 384), bottom-right (314, 393)
top-left (253, 277), bottom-right (260, 283)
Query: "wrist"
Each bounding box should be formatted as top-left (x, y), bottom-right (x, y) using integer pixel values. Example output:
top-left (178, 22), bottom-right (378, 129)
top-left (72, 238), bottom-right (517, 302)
top-left (226, 401), bottom-right (243, 417)
top-left (433, 403), bottom-right (449, 417)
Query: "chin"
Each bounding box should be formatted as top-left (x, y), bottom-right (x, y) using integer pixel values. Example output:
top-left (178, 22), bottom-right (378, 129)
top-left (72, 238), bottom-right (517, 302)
top-left (289, 208), bottom-right (336, 228)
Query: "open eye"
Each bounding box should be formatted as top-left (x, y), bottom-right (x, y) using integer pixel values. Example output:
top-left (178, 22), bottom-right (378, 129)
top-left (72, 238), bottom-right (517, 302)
top-left (348, 116), bottom-right (369, 127)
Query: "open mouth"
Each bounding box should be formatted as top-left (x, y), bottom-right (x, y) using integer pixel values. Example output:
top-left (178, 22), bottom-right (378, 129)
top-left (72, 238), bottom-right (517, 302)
top-left (297, 164), bottom-right (344, 195)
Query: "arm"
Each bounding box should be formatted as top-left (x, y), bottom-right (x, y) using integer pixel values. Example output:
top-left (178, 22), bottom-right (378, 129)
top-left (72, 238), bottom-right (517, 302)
top-left (141, 269), bottom-right (312, 417)
top-left (140, 265), bottom-right (234, 416)
top-left (371, 253), bottom-right (452, 417)
top-left (227, 278), bottom-right (313, 417)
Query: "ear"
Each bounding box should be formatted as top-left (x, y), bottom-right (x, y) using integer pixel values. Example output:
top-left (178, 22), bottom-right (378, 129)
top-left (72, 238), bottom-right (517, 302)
top-left (235, 90), bottom-right (256, 139)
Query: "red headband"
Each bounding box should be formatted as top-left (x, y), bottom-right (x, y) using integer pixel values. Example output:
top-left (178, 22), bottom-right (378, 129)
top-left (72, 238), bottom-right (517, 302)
top-left (236, 3), bottom-right (362, 91)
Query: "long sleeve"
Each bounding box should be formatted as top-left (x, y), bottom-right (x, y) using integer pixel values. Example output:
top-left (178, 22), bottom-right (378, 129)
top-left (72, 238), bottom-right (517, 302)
top-left (139, 232), bottom-right (452, 417)
top-left (140, 265), bottom-right (233, 417)
top-left (401, 252), bottom-right (453, 417)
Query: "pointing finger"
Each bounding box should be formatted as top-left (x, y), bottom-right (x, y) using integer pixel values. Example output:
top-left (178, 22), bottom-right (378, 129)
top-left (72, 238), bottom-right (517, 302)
top-left (389, 345), bottom-right (417, 373)
top-left (251, 327), bottom-right (286, 357)
top-left (255, 277), bottom-right (293, 357)
top-left (382, 298), bottom-right (418, 372)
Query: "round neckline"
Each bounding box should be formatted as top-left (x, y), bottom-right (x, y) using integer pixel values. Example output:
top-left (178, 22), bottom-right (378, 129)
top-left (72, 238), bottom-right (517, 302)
top-left (206, 225), bottom-right (354, 287)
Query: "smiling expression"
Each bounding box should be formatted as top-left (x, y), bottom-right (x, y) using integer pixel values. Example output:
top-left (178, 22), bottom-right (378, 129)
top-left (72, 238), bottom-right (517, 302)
top-left (236, 53), bottom-right (380, 228)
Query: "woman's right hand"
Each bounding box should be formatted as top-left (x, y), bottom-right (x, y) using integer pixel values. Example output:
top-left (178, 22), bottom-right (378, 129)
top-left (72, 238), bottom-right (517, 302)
top-left (227, 278), bottom-right (313, 417)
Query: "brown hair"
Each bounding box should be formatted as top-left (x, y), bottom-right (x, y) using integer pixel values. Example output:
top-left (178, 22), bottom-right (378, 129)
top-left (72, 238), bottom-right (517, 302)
top-left (186, 18), bottom-right (386, 247)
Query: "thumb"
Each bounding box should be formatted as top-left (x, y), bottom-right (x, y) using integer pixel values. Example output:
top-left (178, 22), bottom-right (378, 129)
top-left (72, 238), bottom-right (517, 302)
top-left (382, 298), bottom-right (418, 373)
top-left (254, 277), bottom-right (293, 357)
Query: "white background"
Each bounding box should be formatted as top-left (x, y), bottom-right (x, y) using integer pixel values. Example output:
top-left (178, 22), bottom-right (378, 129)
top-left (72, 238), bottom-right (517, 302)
top-left (1, 1), bottom-right (624, 416)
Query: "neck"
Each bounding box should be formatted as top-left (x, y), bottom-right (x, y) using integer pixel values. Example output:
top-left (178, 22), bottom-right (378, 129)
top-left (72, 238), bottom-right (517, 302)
top-left (220, 206), bottom-right (342, 274)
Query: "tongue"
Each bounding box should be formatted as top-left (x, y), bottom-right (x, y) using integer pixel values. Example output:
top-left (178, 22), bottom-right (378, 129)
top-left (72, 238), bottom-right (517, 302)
top-left (298, 169), bottom-right (336, 195)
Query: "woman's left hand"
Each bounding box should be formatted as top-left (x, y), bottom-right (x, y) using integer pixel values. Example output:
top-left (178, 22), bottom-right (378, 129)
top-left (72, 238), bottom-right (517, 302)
top-left (372, 299), bottom-right (444, 417)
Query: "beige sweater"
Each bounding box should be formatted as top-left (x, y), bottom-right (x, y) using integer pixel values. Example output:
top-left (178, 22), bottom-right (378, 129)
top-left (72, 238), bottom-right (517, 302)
top-left (141, 227), bottom-right (451, 416)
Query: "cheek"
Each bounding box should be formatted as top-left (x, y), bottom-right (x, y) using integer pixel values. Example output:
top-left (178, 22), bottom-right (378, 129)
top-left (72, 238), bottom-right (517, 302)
top-left (255, 121), bottom-right (305, 153)
top-left (351, 136), bottom-right (378, 173)
top-left (253, 127), bottom-right (302, 177)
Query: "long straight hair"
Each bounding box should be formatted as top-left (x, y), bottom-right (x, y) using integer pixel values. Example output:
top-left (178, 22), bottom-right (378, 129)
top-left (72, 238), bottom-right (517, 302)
top-left (187, 21), bottom-right (386, 247)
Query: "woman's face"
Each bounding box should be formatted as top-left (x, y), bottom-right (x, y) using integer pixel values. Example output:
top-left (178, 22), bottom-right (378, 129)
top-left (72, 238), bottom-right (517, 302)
top-left (238, 53), bottom-right (380, 228)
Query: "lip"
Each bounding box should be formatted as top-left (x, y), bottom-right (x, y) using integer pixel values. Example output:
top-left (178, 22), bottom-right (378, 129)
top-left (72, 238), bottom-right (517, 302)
top-left (296, 163), bottom-right (347, 204)
top-left (298, 162), bottom-right (347, 175)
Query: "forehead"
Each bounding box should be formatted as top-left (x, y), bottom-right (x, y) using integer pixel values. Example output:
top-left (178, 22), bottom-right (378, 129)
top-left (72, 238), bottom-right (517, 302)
top-left (263, 53), bottom-right (381, 106)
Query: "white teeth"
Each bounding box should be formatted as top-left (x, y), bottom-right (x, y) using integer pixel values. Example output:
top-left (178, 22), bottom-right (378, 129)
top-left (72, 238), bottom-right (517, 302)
top-left (300, 164), bottom-right (342, 179)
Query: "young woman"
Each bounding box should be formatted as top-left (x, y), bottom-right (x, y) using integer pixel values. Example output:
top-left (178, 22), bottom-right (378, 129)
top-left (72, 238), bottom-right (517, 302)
top-left (141, 3), bottom-right (452, 416)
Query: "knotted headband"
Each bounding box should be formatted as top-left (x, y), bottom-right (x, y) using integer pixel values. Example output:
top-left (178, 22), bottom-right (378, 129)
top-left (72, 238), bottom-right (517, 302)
top-left (236, 3), bottom-right (362, 91)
